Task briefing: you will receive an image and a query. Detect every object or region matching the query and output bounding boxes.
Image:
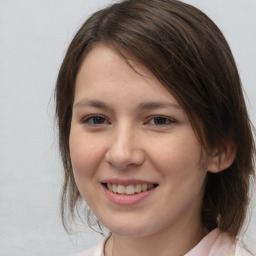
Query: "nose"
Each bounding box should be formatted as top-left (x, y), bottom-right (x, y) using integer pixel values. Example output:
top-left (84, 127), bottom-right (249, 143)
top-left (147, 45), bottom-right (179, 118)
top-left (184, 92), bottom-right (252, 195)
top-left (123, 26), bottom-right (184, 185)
top-left (105, 126), bottom-right (145, 170)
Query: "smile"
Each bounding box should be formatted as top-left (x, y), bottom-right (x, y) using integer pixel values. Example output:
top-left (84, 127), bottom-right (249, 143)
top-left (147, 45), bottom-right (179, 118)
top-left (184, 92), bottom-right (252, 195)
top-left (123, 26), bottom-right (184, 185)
top-left (105, 183), bottom-right (157, 195)
top-left (102, 181), bottom-right (158, 205)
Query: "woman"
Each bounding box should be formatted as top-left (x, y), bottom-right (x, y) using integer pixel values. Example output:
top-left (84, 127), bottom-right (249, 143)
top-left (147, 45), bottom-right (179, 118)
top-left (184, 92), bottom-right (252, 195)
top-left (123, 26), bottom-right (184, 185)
top-left (55, 0), bottom-right (255, 255)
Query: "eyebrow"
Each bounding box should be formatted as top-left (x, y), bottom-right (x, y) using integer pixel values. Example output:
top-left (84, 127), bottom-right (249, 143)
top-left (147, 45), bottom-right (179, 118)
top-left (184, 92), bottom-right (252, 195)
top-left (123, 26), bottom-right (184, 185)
top-left (138, 102), bottom-right (182, 111)
top-left (74, 99), bottom-right (182, 111)
top-left (74, 99), bottom-right (114, 110)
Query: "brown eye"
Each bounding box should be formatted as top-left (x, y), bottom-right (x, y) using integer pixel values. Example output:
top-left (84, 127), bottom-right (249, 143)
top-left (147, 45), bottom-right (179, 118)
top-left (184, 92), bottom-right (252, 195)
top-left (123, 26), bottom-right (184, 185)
top-left (147, 116), bottom-right (175, 126)
top-left (83, 115), bottom-right (110, 125)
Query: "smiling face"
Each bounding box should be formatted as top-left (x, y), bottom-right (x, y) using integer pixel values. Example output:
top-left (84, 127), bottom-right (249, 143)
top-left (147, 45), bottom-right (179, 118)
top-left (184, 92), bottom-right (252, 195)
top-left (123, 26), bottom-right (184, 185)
top-left (69, 44), bottom-right (216, 239)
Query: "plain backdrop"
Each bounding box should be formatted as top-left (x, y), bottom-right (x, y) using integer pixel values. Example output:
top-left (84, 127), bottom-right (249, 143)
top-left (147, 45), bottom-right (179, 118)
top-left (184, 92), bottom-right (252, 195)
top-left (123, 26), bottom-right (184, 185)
top-left (0, 0), bottom-right (255, 255)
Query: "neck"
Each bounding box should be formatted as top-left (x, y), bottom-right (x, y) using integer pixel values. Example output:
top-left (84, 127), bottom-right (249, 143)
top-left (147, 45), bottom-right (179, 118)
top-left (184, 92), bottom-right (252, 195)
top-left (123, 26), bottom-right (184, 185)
top-left (105, 219), bottom-right (207, 256)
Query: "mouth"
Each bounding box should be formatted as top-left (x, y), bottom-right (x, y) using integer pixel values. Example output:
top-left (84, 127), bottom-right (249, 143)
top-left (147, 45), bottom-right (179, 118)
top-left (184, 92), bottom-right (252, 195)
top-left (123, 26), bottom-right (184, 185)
top-left (103, 183), bottom-right (158, 195)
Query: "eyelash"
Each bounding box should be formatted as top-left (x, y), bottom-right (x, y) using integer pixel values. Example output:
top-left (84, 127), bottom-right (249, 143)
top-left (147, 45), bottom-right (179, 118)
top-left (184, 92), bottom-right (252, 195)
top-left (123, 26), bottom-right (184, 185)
top-left (81, 115), bottom-right (175, 127)
top-left (145, 116), bottom-right (175, 126)
top-left (82, 115), bottom-right (110, 126)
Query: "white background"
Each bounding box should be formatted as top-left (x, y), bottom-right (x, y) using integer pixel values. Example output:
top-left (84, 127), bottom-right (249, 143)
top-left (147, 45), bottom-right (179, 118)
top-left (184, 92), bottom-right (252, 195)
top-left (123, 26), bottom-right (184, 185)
top-left (0, 0), bottom-right (255, 255)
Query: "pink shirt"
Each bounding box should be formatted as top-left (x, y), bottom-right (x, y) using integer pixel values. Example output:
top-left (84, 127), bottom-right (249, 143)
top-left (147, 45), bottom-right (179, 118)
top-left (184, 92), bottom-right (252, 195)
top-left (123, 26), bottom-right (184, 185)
top-left (74, 228), bottom-right (251, 256)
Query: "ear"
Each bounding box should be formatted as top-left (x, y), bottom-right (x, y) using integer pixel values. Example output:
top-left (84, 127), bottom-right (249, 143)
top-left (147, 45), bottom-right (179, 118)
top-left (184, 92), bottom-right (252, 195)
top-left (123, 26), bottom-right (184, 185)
top-left (207, 142), bottom-right (237, 173)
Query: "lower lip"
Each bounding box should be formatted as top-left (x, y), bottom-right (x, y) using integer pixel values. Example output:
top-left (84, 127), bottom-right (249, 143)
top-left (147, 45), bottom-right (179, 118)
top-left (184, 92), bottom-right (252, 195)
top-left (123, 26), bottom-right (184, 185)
top-left (102, 185), bottom-right (157, 206)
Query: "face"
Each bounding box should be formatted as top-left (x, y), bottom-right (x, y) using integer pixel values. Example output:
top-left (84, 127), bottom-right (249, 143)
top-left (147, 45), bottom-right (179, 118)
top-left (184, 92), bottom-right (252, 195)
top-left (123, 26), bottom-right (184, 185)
top-left (69, 44), bottom-right (216, 238)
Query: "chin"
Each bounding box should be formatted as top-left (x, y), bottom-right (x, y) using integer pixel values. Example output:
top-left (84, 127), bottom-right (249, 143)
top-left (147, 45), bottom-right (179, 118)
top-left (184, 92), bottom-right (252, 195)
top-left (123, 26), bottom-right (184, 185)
top-left (103, 220), bottom-right (158, 238)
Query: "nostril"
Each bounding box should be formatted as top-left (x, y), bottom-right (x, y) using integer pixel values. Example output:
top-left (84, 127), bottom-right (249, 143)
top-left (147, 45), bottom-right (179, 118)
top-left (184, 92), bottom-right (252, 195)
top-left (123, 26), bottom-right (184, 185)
top-left (105, 150), bottom-right (145, 170)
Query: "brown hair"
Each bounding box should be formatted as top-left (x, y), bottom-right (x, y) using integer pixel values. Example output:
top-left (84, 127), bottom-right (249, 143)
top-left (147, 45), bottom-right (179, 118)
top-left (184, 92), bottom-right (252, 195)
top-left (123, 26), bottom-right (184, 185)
top-left (55, 0), bottom-right (255, 236)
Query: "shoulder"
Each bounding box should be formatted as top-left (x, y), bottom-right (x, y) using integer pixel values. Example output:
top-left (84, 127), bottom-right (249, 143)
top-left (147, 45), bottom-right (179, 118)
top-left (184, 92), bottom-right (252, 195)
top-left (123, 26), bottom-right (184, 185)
top-left (73, 243), bottom-right (102, 256)
top-left (209, 230), bottom-right (253, 256)
top-left (72, 235), bottom-right (110, 256)
top-left (235, 241), bottom-right (254, 256)
top-left (199, 229), bottom-right (236, 256)
top-left (186, 228), bottom-right (236, 255)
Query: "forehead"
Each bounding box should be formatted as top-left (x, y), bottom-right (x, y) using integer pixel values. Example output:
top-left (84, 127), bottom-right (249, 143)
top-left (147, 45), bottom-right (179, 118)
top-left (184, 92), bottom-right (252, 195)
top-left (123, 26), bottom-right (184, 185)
top-left (74, 44), bottom-right (179, 105)
top-left (77, 44), bottom-right (155, 84)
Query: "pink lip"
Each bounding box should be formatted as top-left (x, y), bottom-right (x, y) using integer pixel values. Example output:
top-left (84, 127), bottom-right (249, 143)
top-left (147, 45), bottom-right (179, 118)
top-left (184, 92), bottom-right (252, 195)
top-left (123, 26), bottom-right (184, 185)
top-left (101, 183), bottom-right (157, 206)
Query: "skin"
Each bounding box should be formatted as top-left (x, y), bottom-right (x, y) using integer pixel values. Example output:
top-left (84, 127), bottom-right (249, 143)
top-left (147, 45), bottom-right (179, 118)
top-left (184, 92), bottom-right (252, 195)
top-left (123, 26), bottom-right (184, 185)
top-left (69, 44), bottom-right (224, 256)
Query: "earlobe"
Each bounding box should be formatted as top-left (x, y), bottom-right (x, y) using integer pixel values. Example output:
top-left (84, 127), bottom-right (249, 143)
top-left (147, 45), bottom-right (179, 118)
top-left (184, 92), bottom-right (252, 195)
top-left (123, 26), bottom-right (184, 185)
top-left (207, 143), bottom-right (237, 173)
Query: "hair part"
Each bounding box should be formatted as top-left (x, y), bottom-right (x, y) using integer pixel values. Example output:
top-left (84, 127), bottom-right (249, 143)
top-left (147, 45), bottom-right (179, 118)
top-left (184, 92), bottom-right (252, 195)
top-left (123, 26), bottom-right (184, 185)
top-left (55, 0), bottom-right (255, 236)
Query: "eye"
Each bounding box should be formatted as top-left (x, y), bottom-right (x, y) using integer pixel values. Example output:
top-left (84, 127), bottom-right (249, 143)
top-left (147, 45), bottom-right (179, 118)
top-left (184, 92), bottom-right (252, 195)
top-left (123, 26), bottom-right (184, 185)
top-left (82, 115), bottom-right (110, 126)
top-left (146, 116), bottom-right (175, 126)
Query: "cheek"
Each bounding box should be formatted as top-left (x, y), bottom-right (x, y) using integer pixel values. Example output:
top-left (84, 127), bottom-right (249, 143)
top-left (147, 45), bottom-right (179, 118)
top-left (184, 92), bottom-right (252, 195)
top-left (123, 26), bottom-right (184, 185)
top-left (69, 128), bottom-right (102, 179)
top-left (69, 131), bottom-right (104, 203)
top-left (152, 137), bottom-right (202, 170)
top-left (149, 133), bottom-right (207, 189)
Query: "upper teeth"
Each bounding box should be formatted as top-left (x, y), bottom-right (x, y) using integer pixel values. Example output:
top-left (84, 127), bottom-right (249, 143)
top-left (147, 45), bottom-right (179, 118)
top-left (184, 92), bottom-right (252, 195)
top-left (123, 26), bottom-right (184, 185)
top-left (107, 183), bottom-right (154, 195)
